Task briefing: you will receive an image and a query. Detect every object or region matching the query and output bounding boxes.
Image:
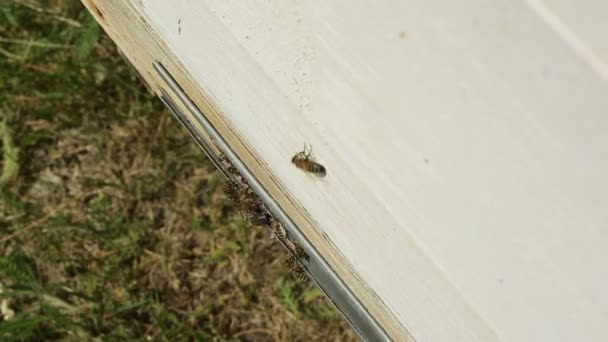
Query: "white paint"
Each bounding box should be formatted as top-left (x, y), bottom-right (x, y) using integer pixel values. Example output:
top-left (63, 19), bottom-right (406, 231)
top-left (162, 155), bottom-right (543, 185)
top-left (523, 0), bottom-right (608, 79)
top-left (142, 0), bottom-right (608, 340)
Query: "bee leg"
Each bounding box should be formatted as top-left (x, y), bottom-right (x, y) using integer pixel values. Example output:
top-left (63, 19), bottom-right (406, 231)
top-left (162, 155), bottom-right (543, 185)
top-left (303, 143), bottom-right (313, 159)
top-left (301, 143), bottom-right (309, 158)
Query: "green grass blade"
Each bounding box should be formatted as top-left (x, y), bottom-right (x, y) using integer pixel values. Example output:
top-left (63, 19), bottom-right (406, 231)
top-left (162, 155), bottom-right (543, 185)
top-left (0, 316), bottom-right (47, 335)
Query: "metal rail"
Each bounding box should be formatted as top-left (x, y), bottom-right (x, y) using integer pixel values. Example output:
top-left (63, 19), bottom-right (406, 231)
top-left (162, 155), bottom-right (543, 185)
top-left (153, 61), bottom-right (391, 342)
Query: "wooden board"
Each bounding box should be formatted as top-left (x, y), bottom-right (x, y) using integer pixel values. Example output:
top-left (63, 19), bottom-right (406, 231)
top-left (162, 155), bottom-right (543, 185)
top-left (82, 0), bottom-right (608, 340)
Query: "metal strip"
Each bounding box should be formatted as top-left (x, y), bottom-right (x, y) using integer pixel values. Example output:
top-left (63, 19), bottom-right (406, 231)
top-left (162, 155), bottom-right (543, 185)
top-left (153, 61), bottom-right (391, 342)
top-left (159, 90), bottom-right (228, 178)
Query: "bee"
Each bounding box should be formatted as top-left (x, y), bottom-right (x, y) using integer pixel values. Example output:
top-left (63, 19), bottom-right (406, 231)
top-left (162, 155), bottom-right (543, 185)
top-left (285, 254), bottom-right (297, 268)
top-left (219, 153), bottom-right (239, 176)
top-left (223, 179), bottom-right (241, 203)
top-left (292, 242), bottom-right (309, 265)
top-left (242, 186), bottom-right (256, 201)
top-left (270, 220), bottom-right (287, 240)
top-left (283, 237), bottom-right (297, 252)
top-left (292, 144), bottom-right (326, 177)
top-left (241, 193), bottom-right (269, 225)
top-left (246, 205), bottom-right (271, 227)
top-left (291, 265), bottom-right (308, 281)
top-left (285, 255), bottom-right (308, 281)
top-left (285, 239), bottom-right (309, 266)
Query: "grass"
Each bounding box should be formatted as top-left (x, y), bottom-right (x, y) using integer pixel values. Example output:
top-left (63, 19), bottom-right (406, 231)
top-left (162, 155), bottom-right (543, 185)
top-left (0, 0), bottom-right (355, 340)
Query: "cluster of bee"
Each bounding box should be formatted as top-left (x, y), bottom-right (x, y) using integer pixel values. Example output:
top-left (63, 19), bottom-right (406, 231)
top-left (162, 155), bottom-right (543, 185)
top-left (220, 154), bottom-right (310, 281)
top-left (285, 243), bottom-right (310, 281)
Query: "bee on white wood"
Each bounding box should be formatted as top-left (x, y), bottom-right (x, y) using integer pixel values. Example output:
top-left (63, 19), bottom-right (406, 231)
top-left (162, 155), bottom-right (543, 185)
top-left (292, 144), bottom-right (326, 177)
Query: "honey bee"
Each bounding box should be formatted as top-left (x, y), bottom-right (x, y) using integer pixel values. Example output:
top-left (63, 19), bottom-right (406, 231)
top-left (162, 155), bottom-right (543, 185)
top-left (291, 265), bottom-right (308, 281)
top-left (270, 220), bottom-right (287, 240)
top-left (285, 255), bottom-right (308, 281)
top-left (292, 243), bottom-right (310, 265)
top-left (285, 254), bottom-right (297, 268)
top-left (292, 144), bottom-right (326, 177)
top-left (219, 153), bottom-right (239, 176)
top-left (246, 206), bottom-right (271, 227)
top-left (223, 179), bottom-right (241, 203)
top-left (241, 193), bottom-right (268, 225)
top-left (283, 237), bottom-right (297, 252)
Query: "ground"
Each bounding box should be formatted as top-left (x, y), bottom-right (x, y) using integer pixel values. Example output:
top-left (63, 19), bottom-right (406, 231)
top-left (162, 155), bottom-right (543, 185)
top-left (0, 1), bottom-right (355, 340)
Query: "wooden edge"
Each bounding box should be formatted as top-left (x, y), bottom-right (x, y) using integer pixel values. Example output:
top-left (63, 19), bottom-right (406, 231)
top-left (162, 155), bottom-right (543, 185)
top-left (80, 0), bottom-right (410, 339)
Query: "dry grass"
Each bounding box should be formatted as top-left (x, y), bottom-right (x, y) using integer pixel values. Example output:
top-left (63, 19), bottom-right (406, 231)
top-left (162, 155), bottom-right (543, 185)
top-left (0, 0), bottom-right (356, 340)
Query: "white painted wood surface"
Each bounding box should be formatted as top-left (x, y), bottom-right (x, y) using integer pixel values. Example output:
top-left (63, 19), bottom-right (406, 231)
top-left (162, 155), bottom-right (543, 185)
top-left (140, 1), bottom-right (608, 340)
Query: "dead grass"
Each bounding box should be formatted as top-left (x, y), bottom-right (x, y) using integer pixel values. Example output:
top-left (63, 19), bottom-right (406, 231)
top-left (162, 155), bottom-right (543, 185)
top-left (0, 0), bottom-right (356, 340)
